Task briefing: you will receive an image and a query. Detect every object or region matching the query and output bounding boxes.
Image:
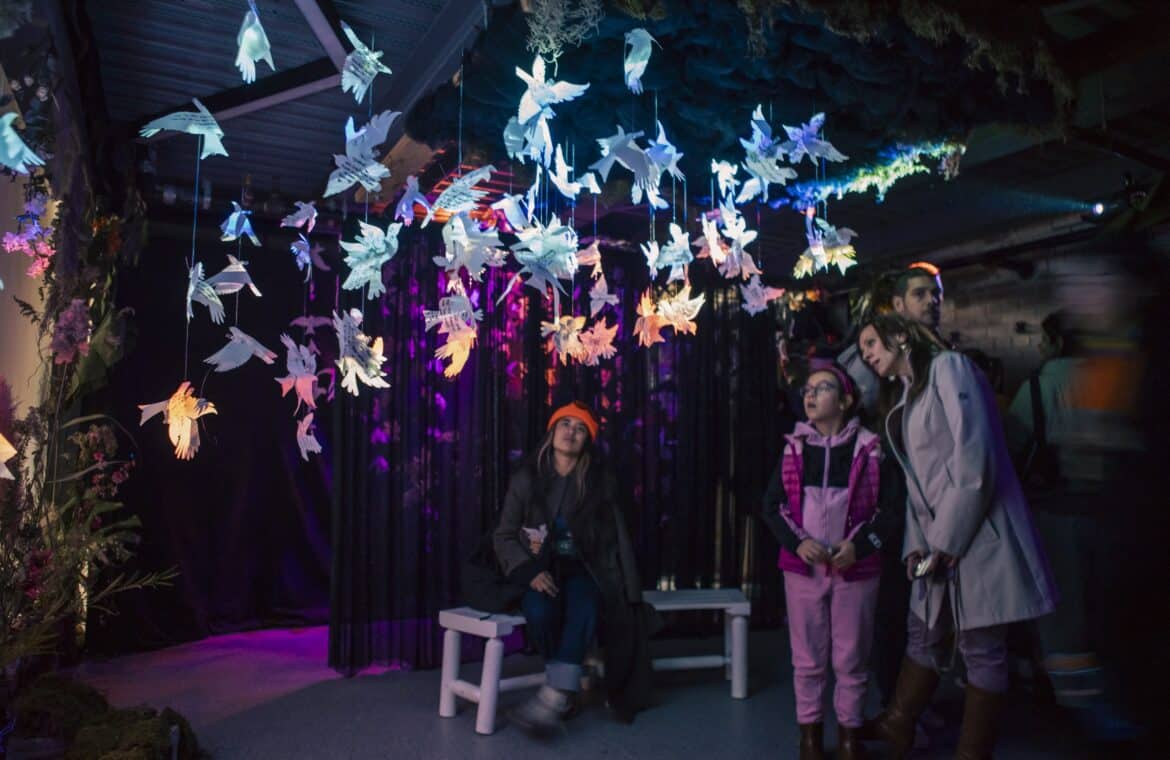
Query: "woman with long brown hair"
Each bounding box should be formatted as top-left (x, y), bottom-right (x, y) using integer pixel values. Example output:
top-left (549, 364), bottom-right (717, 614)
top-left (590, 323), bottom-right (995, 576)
top-left (856, 315), bottom-right (1057, 759)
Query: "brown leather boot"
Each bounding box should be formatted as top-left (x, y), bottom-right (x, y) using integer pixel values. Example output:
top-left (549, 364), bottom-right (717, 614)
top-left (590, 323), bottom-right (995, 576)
top-left (862, 658), bottom-right (940, 759)
top-left (799, 722), bottom-right (826, 760)
top-left (954, 683), bottom-right (1005, 760)
top-left (837, 725), bottom-right (868, 760)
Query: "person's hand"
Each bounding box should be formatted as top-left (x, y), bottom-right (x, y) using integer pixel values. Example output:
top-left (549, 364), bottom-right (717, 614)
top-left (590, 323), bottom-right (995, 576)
top-left (528, 536), bottom-right (543, 555)
top-left (941, 552), bottom-right (957, 569)
top-left (530, 571), bottom-right (558, 597)
top-left (796, 539), bottom-right (830, 565)
top-left (831, 540), bottom-right (857, 570)
top-left (906, 551), bottom-right (924, 580)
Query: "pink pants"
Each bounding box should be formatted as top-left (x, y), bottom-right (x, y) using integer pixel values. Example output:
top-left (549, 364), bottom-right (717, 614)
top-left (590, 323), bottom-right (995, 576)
top-left (784, 565), bottom-right (880, 726)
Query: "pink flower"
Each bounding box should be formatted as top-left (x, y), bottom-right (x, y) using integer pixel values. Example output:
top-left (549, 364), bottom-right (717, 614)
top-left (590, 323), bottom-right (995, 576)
top-left (3, 231), bottom-right (30, 254)
top-left (26, 256), bottom-right (50, 278)
top-left (51, 299), bottom-right (93, 364)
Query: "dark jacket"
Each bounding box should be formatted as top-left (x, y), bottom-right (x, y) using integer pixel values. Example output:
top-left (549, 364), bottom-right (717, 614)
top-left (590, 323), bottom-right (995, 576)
top-left (492, 454), bottom-right (657, 716)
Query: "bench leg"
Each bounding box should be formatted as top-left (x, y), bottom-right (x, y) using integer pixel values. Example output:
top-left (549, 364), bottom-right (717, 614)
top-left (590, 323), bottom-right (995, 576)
top-left (723, 614), bottom-right (732, 680)
top-left (475, 637), bottom-right (505, 735)
top-left (439, 628), bottom-right (461, 718)
top-left (730, 614), bottom-right (748, 699)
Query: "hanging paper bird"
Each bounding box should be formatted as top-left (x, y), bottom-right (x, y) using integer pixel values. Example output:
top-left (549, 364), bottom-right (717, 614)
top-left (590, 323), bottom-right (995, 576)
top-left (633, 289), bottom-right (665, 347)
top-left (204, 326), bottom-right (277, 372)
top-left (780, 113), bottom-right (848, 165)
top-left (434, 321), bottom-right (478, 378)
top-left (589, 126), bottom-right (646, 183)
top-left (235, 0), bottom-right (274, 84)
top-left (0, 113), bottom-right (44, 174)
top-left (646, 121), bottom-right (684, 182)
top-left (541, 315), bottom-right (588, 363)
top-left (797, 213), bottom-right (858, 277)
top-left (589, 273), bottom-right (619, 317)
top-left (333, 308), bottom-right (390, 395)
top-left (693, 212), bottom-right (729, 265)
top-left (422, 165), bottom-right (495, 227)
top-left (736, 153), bottom-right (798, 205)
top-left (657, 284), bottom-right (705, 335)
top-left (656, 223), bottom-right (693, 283)
top-left (219, 201), bottom-right (261, 246)
top-left (206, 254), bottom-right (262, 296)
top-left (0, 431), bottom-right (16, 479)
top-left (137, 381), bottom-right (217, 460)
top-left (340, 21), bottom-right (392, 103)
top-left (289, 235), bottom-right (313, 282)
top-left (324, 111), bottom-right (399, 198)
top-left (579, 318), bottom-right (618, 366)
top-left (423, 281), bottom-right (483, 332)
top-left (139, 98), bottom-right (227, 159)
top-left (275, 333), bottom-right (320, 413)
top-left (710, 159), bottom-right (739, 202)
top-left (792, 252), bottom-right (816, 279)
top-left (281, 201), bottom-right (318, 233)
top-left (501, 218), bottom-right (579, 302)
top-left (288, 315), bottom-right (332, 336)
top-left (295, 412), bottom-right (323, 460)
top-left (740, 274), bottom-right (786, 315)
top-left (739, 105), bottom-right (782, 160)
top-left (515, 55), bottom-right (589, 125)
top-left (434, 212), bottom-right (505, 283)
top-left (549, 144), bottom-right (587, 200)
top-left (491, 167), bottom-right (541, 232)
top-left (623, 28), bottom-right (657, 94)
top-left (187, 263), bottom-right (225, 324)
top-left (717, 202), bottom-right (759, 280)
top-left (577, 240), bottom-right (603, 279)
top-left (503, 111), bottom-right (555, 167)
top-left (394, 175), bottom-right (431, 225)
top-left (340, 219), bottom-right (402, 299)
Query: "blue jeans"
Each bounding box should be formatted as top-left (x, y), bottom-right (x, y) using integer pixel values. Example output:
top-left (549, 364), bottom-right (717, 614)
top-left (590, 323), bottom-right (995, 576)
top-left (521, 568), bottom-right (600, 692)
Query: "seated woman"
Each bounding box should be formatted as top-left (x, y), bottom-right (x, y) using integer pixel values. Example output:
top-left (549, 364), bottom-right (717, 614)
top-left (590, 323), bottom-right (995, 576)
top-left (856, 314), bottom-right (1057, 759)
top-left (493, 401), bottom-right (650, 730)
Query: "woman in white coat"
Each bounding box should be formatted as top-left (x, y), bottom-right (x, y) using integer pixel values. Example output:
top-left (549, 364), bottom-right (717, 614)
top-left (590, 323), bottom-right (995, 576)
top-left (856, 314), bottom-right (1057, 760)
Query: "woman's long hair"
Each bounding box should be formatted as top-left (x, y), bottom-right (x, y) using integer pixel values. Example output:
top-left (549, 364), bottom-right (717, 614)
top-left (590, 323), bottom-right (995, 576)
top-left (860, 314), bottom-right (943, 422)
top-left (532, 427), bottom-right (613, 559)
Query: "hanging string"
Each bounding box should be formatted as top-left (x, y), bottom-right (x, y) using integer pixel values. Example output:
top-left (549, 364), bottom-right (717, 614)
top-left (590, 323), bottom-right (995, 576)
top-left (234, 181), bottom-right (243, 326)
top-left (363, 28), bottom-right (375, 304)
top-left (183, 135), bottom-right (204, 381)
top-left (457, 63), bottom-right (464, 176)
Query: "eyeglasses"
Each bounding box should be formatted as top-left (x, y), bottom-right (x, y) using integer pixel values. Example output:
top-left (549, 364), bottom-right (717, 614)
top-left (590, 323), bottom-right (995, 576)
top-left (800, 382), bottom-right (839, 398)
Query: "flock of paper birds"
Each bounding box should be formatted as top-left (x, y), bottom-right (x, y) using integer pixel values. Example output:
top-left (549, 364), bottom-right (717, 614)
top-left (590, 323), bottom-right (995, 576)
top-left (0, 5), bottom-right (868, 464)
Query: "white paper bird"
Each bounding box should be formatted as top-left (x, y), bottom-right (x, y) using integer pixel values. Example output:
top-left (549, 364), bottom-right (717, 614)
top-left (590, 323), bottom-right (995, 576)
top-left (633, 289), bottom-right (665, 347)
top-left (589, 126), bottom-right (663, 208)
top-left (797, 215), bottom-right (858, 277)
top-left (0, 113), bottom-right (44, 174)
top-left (138, 381), bottom-right (217, 460)
top-left (490, 167), bottom-right (540, 231)
top-left (541, 315), bottom-right (588, 363)
top-left (206, 254), bottom-right (262, 296)
top-left (275, 333), bottom-right (320, 413)
top-left (657, 284), bottom-right (705, 335)
top-left (577, 240), bottom-right (603, 279)
top-left (736, 153), bottom-right (798, 205)
top-left (422, 165), bottom-right (495, 227)
top-left (187, 263), bottom-right (225, 324)
top-left (434, 212), bottom-right (505, 283)
top-left (740, 275), bottom-right (786, 315)
top-left (423, 281), bottom-right (483, 333)
top-left (780, 113), bottom-right (848, 165)
top-left (340, 21), bottom-right (392, 103)
top-left (394, 175), bottom-right (431, 225)
top-left (334, 308), bottom-right (389, 395)
top-left (646, 121), bottom-right (684, 182)
top-left (623, 28), bottom-right (657, 94)
top-left (324, 111), bottom-right (399, 198)
top-left (289, 315), bottom-right (332, 336)
top-left (692, 212), bottom-right (729, 265)
top-left (204, 326), bottom-right (277, 372)
top-left (711, 159), bottom-right (739, 201)
top-left (0, 431), bottom-right (16, 479)
top-left (739, 105), bottom-right (782, 160)
top-left (139, 98), bottom-right (227, 160)
top-left (717, 202), bottom-right (759, 280)
top-left (549, 144), bottom-right (586, 200)
top-left (503, 111), bottom-right (554, 167)
top-left (501, 219), bottom-right (579, 302)
top-left (219, 201), bottom-right (260, 245)
top-left (654, 223), bottom-right (692, 282)
top-left (235, 0), bottom-right (274, 84)
top-left (281, 201), bottom-right (318, 234)
top-left (579, 318), bottom-right (619, 366)
top-left (589, 273), bottom-right (619, 317)
top-left (515, 55), bottom-right (589, 125)
top-left (340, 219), bottom-right (402, 299)
top-left (295, 413), bottom-right (323, 460)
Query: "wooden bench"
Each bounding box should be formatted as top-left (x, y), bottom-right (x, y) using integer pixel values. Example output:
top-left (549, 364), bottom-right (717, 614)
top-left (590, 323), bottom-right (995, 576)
top-left (438, 588), bottom-right (750, 734)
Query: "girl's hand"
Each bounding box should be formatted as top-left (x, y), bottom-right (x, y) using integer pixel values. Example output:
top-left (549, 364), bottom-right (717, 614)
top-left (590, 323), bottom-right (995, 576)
top-left (528, 536), bottom-right (543, 555)
top-left (906, 551), bottom-right (924, 580)
top-left (796, 539), bottom-right (830, 565)
top-left (530, 571), bottom-right (558, 597)
top-left (831, 540), bottom-right (857, 570)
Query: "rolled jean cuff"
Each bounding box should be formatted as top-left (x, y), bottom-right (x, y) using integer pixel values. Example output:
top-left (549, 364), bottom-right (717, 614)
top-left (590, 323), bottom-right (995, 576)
top-left (546, 661), bottom-right (582, 692)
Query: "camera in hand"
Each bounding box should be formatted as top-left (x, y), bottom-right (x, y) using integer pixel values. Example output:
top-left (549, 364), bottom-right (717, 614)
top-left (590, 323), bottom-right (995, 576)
top-left (913, 553), bottom-right (939, 579)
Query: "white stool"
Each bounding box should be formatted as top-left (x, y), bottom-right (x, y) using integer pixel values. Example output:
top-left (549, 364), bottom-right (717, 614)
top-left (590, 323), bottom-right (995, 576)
top-left (437, 607), bottom-right (544, 735)
top-left (642, 589), bottom-right (751, 699)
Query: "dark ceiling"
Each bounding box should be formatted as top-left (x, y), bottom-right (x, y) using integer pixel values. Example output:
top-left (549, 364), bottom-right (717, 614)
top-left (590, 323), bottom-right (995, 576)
top-left (85, 0), bottom-right (1170, 282)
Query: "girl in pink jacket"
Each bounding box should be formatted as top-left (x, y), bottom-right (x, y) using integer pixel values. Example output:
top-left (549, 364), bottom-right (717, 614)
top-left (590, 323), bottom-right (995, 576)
top-left (761, 360), bottom-right (900, 760)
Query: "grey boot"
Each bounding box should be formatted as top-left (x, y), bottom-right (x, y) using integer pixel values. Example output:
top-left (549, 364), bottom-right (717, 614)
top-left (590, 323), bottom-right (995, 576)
top-left (509, 685), bottom-right (571, 733)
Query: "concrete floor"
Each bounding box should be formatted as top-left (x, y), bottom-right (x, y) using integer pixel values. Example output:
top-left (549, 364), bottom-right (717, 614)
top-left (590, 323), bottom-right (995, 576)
top-left (72, 626), bottom-right (1113, 759)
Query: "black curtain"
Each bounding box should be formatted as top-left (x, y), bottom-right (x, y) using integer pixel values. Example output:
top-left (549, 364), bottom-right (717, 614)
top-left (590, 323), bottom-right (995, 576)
top-left (329, 222), bottom-right (790, 673)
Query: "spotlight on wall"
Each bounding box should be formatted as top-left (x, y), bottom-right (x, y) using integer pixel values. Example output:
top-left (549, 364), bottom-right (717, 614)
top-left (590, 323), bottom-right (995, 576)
top-left (1091, 202), bottom-right (1105, 216)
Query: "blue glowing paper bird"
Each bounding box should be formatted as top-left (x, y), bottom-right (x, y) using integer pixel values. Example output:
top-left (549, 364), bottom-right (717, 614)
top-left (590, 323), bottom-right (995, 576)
top-left (340, 21), bottom-right (392, 103)
top-left (219, 201), bottom-right (260, 246)
top-left (780, 112), bottom-right (848, 165)
top-left (139, 98), bottom-right (227, 160)
top-left (623, 28), bottom-right (657, 94)
top-left (235, 0), bottom-right (274, 84)
top-left (394, 175), bottom-right (431, 225)
top-left (281, 201), bottom-right (317, 234)
top-left (0, 113), bottom-right (43, 174)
